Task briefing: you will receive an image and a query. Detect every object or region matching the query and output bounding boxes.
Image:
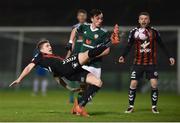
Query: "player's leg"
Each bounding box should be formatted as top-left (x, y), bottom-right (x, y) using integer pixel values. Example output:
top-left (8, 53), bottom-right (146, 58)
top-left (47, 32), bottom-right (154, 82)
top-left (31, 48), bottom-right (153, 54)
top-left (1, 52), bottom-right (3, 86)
top-left (78, 23), bottom-right (120, 65)
top-left (125, 65), bottom-right (143, 113)
top-left (74, 73), bottom-right (103, 117)
top-left (78, 73), bottom-right (102, 105)
top-left (41, 78), bottom-right (48, 96)
top-left (78, 40), bottom-right (112, 65)
top-left (125, 80), bottom-right (138, 113)
top-left (146, 65), bottom-right (159, 113)
top-left (150, 78), bottom-right (159, 113)
top-left (69, 84), bottom-right (75, 103)
top-left (79, 66), bottom-right (102, 103)
top-left (33, 78), bottom-right (39, 95)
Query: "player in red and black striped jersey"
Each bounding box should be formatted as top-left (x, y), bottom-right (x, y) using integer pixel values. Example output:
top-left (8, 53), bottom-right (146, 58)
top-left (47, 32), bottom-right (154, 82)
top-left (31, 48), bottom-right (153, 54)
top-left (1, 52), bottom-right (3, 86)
top-left (9, 27), bottom-right (119, 117)
top-left (118, 12), bottom-right (175, 114)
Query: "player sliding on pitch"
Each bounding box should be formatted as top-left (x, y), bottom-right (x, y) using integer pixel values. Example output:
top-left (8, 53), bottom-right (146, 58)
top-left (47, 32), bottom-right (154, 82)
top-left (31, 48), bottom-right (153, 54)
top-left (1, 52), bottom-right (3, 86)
top-left (9, 25), bottom-right (120, 117)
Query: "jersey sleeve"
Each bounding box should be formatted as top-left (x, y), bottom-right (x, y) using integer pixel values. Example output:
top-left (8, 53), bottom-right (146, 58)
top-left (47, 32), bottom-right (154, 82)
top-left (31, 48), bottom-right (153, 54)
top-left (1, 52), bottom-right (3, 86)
top-left (96, 29), bottom-right (110, 44)
top-left (31, 53), bottom-right (41, 65)
top-left (102, 31), bottom-right (110, 43)
top-left (76, 24), bottom-right (85, 34)
top-left (121, 29), bottom-right (135, 57)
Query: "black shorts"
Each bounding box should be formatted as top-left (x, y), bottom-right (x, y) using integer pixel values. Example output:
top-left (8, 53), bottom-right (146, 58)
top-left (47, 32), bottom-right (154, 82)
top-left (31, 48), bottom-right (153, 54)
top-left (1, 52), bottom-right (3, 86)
top-left (56, 54), bottom-right (81, 76)
top-left (58, 54), bottom-right (89, 82)
top-left (64, 68), bottom-right (89, 83)
top-left (130, 65), bottom-right (158, 80)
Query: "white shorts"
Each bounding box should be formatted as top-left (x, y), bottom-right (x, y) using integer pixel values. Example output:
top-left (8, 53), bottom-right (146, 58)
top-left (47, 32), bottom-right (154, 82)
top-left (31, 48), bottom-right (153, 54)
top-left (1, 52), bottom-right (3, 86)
top-left (82, 65), bottom-right (101, 79)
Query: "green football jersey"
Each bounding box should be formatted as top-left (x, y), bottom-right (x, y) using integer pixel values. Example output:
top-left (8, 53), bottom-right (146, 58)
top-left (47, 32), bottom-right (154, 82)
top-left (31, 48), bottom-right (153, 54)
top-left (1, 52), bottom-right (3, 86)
top-left (77, 24), bottom-right (109, 68)
top-left (72, 23), bottom-right (88, 54)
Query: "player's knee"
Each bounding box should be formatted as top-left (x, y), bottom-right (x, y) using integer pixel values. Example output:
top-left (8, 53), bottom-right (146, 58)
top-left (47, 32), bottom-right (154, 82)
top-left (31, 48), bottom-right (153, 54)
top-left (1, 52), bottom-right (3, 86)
top-left (93, 79), bottom-right (102, 87)
top-left (86, 73), bottom-right (102, 87)
top-left (130, 80), bottom-right (138, 89)
top-left (150, 79), bottom-right (158, 88)
top-left (78, 52), bottom-right (89, 65)
top-left (151, 83), bottom-right (158, 89)
top-left (98, 80), bottom-right (103, 87)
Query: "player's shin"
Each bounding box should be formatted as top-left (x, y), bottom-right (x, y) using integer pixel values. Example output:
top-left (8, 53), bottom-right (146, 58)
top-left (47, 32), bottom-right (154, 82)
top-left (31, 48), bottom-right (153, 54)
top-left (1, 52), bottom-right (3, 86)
top-left (125, 88), bottom-right (136, 113)
top-left (78, 84), bottom-right (100, 107)
top-left (88, 44), bottom-right (109, 59)
top-left (151, 87), bottom-right (159, 113)
top-left (128, 88), bottom-right (136, 106)
top-left (151, 87), bottom-right (159, 107)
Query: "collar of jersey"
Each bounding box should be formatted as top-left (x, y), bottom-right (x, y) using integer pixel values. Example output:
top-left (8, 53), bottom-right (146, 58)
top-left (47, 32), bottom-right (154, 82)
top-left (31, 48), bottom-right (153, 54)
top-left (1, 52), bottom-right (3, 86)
top-left (90, 24), bottom-right (99, 32)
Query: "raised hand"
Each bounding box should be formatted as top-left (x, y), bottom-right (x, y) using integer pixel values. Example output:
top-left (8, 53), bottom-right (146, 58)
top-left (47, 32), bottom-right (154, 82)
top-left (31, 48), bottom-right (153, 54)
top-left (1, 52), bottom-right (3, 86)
top-left (169, 57), bottom-right (175, 66)
top-left (119, 56), bottom-right (125, 63)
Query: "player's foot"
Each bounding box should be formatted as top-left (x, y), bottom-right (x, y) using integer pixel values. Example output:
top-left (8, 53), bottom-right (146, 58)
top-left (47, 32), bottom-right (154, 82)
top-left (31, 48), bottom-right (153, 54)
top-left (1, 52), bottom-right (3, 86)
top-left (82, 107), bottom-right (90, 117)
top-left (74, 105), bottom-right (90, 117)
top-left (111, 24), bottom-right (120, 44)
top-left (125, 105), bottom-right (134, 113)
top-left (70, 98), bottom-right (78, 114)
top-left (152, 106), bottom-right (159, 114)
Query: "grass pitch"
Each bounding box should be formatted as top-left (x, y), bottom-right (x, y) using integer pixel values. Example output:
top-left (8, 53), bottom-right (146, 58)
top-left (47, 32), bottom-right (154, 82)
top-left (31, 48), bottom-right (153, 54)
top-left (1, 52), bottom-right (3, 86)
top-left (0, 89), bottom-right (180, 122)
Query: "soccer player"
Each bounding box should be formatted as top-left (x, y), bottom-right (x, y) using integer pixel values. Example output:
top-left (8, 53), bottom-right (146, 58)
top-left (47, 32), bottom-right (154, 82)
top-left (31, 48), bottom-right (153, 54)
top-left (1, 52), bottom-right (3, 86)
top-left (65, 9), bottom-right (88, 103)
top-left (67, 9), bottom-right (113, 110)
top-left (9, 26), bottom-right (119, 117)
top-left (69, 9), bottom-right (110, 79)
top-left (118, 12), bottom-right (175, 113)
top-left (65, 9), bottom-right (88, 58)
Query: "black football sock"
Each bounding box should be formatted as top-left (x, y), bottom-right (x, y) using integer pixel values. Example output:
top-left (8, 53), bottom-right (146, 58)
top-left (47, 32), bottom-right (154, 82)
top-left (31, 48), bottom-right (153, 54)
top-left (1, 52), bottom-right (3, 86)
top-left (151, 87), bottom-right (159, 106)
top-left (78, 84), bottom-right (100, 107)
top-left (128, 88), bottom-right (136, 106)
top-left (88, 45), bottom-right (107, 58)
top-left (88, 39), bottom-right (112, 59)
top-left (77, 84), bottom-right (88, 104)
top-left (77, 92), bottom-right (83, 104)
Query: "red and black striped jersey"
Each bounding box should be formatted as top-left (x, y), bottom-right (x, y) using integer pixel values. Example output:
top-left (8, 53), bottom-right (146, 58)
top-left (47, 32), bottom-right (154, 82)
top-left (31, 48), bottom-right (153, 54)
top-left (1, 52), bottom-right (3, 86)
top-left (31, 52), bottom-right (66, 76)
top-left (122, 26), bottom-right (171, 65)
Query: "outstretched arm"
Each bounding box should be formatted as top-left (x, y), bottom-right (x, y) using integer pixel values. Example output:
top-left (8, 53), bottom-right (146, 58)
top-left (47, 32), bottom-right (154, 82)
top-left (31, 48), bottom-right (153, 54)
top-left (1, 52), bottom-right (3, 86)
top-left (9, 63), bottom-right (35, 87)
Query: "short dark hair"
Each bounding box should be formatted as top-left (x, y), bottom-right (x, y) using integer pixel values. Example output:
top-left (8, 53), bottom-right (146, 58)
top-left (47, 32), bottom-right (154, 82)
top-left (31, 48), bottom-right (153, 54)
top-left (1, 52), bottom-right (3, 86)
top-left (90, 9), bottom-right (103, 18)
top-left (139, 12), bottom-right (150, 17)
top-left (77, 9), bottom-right (87, 15)
top-left (36, 40), bottom-right (50, 49)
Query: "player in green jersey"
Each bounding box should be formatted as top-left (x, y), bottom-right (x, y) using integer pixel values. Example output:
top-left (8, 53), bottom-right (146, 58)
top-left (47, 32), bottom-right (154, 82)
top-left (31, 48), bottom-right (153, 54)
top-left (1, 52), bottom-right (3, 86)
top-left (68, 9), bottom-right (111, 114)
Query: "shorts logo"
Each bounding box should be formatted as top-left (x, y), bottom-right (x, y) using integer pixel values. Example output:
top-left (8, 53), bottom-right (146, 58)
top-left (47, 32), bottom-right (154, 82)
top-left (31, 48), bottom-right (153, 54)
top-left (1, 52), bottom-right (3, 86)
top-left (154, 71), bottom-right (158, 76)
top-left (72, 62), bottom-right (78, 69)
top-left (131, 71), bottom-right (136, 79)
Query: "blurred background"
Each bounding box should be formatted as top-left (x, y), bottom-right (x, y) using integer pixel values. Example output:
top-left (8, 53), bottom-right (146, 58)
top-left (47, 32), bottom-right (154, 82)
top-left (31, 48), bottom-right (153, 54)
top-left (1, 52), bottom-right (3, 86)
top-left (0, 0), bottom-right (179, 93)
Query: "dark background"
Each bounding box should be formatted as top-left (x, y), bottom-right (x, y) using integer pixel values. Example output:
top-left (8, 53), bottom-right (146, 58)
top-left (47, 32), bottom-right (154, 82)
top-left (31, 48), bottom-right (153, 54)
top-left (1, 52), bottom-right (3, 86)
top-left (0, 0), bottom-right (179, 26)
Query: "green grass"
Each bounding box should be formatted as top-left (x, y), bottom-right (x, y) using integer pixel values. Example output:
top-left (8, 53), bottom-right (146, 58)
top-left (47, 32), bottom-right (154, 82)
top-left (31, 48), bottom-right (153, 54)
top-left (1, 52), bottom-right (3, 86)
top-left (0, 89), bottom-right (180, 122)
